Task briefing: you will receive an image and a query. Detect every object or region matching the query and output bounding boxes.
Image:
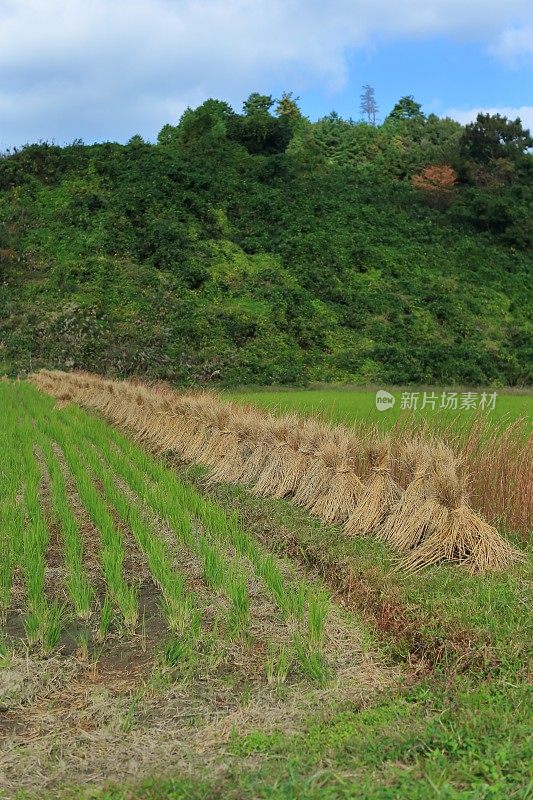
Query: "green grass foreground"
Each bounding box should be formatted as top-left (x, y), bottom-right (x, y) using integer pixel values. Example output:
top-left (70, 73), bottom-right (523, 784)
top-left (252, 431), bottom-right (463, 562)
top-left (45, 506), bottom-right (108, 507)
top-left (227, 385), bottom-right (533, 429)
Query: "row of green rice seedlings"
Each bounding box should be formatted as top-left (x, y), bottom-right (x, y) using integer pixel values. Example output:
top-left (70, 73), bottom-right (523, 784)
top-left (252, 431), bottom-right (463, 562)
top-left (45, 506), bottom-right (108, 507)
top-left (65, 404), bottom-right (304, 623)
top-left (63, 403), bottom-right (332, 667)
top-left (68, 436), bottom-right (203, 639)
top-left (34, 414), bottom-right (139, 631)
top-left (35, 434), bottom-right (94, 621)
top-left (67, 407), bottom-right (266, 629)
top-left (0, 419), bottom-right (26, 616)
top-left (24, 387), bottom-right (218, 642)
top-left (18, 423), bottom-right (63, 653)
top-left (0, 388), bottom-right (64, 651)
top-left (24, 386), bottom-right (330, 681)
top-left (0, 422), bottom-right (17, 613)
top-left (58, 409), bottom-right (251, 638)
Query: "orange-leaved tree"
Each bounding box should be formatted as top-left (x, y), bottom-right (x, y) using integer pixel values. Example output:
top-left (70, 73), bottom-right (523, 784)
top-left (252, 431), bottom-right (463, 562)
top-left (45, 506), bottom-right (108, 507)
top-left (412, 164), bottom-right (457, 209)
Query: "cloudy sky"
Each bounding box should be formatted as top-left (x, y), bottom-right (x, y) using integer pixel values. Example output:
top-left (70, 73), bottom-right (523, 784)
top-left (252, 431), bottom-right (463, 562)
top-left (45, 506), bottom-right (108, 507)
top-left (1, 0), bottom-right (532, 149)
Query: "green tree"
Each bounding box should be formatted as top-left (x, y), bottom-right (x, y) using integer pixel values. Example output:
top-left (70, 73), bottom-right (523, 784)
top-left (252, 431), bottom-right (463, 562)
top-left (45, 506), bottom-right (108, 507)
top-left (233, 93), bottom-right (292, 155)
top-left (243, 93), bottom-right (274, 116)
top-left (275, 92), bottom-right (301, 120)
top-left (387, 95), bottom-right (425, 121)
top-left (460, 113), bottom-right (533, 164)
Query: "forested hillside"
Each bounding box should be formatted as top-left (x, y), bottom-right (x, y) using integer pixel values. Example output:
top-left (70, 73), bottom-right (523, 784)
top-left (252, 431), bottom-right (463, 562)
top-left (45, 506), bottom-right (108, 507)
top-left (1, 93), bottom-right (531, 386)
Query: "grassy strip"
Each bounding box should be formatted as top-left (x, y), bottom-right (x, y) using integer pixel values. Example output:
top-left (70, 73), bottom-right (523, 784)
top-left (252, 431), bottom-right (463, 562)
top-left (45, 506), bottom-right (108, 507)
top-left (226, 386), bottom-right (532, 430)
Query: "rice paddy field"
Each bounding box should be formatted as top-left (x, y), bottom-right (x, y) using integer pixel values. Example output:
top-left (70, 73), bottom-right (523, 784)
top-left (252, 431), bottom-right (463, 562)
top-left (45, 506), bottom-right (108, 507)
top-left (226, 385), bottom-right (533, 428)
top-left (1, 374), bottom-right (532, 800)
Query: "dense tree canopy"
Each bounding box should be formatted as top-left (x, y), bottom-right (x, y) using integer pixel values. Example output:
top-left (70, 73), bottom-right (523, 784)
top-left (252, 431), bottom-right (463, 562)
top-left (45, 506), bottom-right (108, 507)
top-left (0, 95), bottom-right (531, 386)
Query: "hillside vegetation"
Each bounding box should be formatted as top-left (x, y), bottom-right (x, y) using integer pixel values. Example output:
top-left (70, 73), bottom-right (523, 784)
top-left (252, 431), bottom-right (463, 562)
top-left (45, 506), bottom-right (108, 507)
top-left (1, 94), bottom-right (531, 386)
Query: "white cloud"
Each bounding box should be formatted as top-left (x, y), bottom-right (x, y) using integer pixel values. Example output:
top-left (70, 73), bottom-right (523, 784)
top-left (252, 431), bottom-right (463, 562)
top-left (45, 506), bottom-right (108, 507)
top-left (446, 106), bottom-right (533, 133)
top-left (489, 25), bottom-right (533, 66)
top-left (0, 0), bottom-right (532, 147)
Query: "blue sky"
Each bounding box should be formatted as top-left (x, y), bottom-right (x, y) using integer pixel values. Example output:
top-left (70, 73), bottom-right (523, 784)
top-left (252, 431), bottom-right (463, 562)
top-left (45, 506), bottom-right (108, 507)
top-left (300, 37), bottom-right (532, 123)
top-left (0, 0), bottom-right (531, 149)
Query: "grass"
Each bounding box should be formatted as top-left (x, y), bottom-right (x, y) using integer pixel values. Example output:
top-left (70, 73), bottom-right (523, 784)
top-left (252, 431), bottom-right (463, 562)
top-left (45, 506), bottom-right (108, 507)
top-left (109, 460), bottom-right (530, 800)
top-left (1, 378), bottom-right (531, 800)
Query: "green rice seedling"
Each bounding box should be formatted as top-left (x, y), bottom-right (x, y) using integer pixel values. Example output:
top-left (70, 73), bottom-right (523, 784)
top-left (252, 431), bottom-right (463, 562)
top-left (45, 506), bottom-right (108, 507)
top-left (0, 452), bottom-right (34, 636)
top-left (66, 571), bottom-right (93, 621)
top-left (0, 532), bottom-right (14, 613)
top-left (0, 635), bottom-right (9, 665)
top-left (20, 435), bottom-right (51, 638)
top-left (41, 601), bottom-right (63, 655)
top-left (161, 595), bottom-right (200, 636)
top-left (291, 584), bottom-right (308, 619)
top-left (123, 587), bottom-right (140, 630)
top-left (307, 590), bottom-right (330, 646)
top-left (162, 634), bottom-right (200, 679)
top-left (121, 688), bottom-right (144, 734)
top-left (24, 611), bottom-right (40, 647)
top-left (294, 635), bottom-right (329, 686)
top-left (227, 573), bottom-right (250, 637)
top-left (0, 441), bottom-right (22, 615)
top-left (199, 542), bottom-right (225, 590)
top-left (75, 627), bottom-right (90, 661)
top-left (257, 555), bottom-right (291, 616)
top-left (97, 594), bottom-right (114, 643)
top-left (265, 643), bottom-right (292, 685)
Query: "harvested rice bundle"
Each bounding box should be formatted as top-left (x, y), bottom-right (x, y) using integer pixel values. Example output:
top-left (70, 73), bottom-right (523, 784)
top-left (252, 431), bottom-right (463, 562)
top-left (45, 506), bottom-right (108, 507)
top-left (291, 426), bottom-right (336, 508)
top-left (238, 424), bottom-right (278, 486)
top-left (275, 419), bottom-right (327, 499)
top-left (145, 397), bottom-right (202, 455)
top-left (345, 440), bottom-right (402, 536)
top-left (293, 439), bottom-right (340, 511)
top-left (207, 412), bottom-right (263, 484)
top-left (399, 465), bottom-right (521, 573)
top-left (124, 390), bottom-right (160, 435)
top-left (183, 408), bottom-right (223, 464)
top-left (310, 436), bottom-right (365, 523)
top-left (175, 397), bottom-right (218, 461)
top-left (251, 415), bottom-right (302, 497)
top-left (199, 407), bottom-right (244, 468)
top-left (376, 440), bottom-right (441, 550)
top-left (270, 426), bottom-right (310, 498)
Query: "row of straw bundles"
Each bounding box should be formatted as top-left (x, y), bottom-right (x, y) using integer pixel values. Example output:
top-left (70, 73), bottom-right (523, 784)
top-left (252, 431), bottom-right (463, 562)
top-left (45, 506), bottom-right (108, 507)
top-left (30, 370), bottom-right (522, 573)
